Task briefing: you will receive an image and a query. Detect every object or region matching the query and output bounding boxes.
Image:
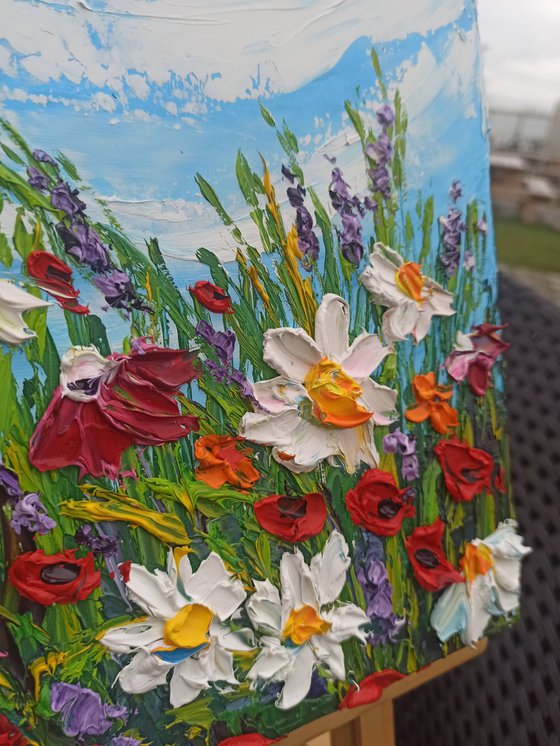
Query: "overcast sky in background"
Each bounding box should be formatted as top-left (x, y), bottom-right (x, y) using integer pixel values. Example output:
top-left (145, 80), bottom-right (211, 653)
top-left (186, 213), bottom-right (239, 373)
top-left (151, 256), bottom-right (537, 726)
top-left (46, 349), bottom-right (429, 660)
top-left (477, 0), bottom-right (560, 114)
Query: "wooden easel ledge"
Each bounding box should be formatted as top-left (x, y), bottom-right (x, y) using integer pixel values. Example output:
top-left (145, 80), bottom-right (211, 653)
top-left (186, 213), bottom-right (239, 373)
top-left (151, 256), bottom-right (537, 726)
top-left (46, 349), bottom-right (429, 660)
top-left (281, 638), bottom-right (488, 746)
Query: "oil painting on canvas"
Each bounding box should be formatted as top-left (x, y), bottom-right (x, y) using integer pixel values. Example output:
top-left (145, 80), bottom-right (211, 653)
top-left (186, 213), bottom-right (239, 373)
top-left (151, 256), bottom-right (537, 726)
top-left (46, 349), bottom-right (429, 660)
top-left (0, 1), bottom-right (529, 744)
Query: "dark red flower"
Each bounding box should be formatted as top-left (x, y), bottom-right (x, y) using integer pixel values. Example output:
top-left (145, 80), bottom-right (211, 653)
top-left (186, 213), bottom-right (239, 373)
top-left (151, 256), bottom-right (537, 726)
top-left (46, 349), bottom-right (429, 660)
top-left (405, 518), bottom-right (464, 592)
top-left (29, 339), bottom-right (199, 479)
top-left (345, 469), bottom-right (415, 536)
top-left (434, 438), bottom-right (493, 502)
top-left (254, 493), bottom-right (327, 543)
top-left (445, 323), bottom-right (510, 397)
top-left (339, 670), bottom-right (406, 709)
top-left (26, 250), bottom-right (89, 315)
top-left (8, 549), bottom-right (100, 606)
top-left (0, 715), bottom-right (29, 746)
top-left (218, 735), bottom-right (281, 746)
top-left (189, 280), bottom-right (233, 314)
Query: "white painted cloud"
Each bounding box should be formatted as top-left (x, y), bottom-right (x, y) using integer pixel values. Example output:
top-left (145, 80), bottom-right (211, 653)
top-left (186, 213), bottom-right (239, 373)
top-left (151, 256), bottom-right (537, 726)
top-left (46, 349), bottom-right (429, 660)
top-left (104, 24), bottom-right (483, 263)
top-left (0, 0), bottom-right (466, 106)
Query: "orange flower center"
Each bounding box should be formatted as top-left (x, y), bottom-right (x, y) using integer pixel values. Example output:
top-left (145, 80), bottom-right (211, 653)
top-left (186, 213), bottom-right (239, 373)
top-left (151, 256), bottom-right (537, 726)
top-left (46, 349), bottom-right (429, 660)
top-left (395, 262), bottom-right (424, 302)
top-left (162, 603), bottom-right (213, 649)
top-left (282, 605), bottom-right (332, 645)
top-left (459, 543), bottom-right (494, 584)
top-left (303, 358), bottom-right (372, 429)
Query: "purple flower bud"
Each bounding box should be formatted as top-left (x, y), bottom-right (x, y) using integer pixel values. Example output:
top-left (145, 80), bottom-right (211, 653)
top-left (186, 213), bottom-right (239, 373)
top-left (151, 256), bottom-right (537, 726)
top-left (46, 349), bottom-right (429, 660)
top-left (464, 250), bottom-right (475, 271)
top-left (10, 493), bottom-right (56, 535)
top-left (383, 429), bottom-right (419, 482)
top-left (449, 180), bottom-right (462, 203)
top-left (50, 682), bottom-right (127, 738)
top-left (51, 182), bottom-right (86, 216)
top-left (57, 221), bottom-right (110, 272)
top-left (75, 524), bottom-right (118, 558)
top-left (281, 164), bottom-right (296, 183)
top-left (111, 738), bottom-right (142, 746)
top-left (369, 166), bottom-right (391, 199)
top-left (32, 149), bottom-right (57, 166)
top-left (402, 454), bottom-right (420, 481)
top-left (329, 168), bottom-right (353, 212)
top-left (196, 320), bottom-right (235, 364)
top-left (376, 103), bottom-right (395, 128)
top-left (477, 218), bottom-right (488, 235)
top-left (366, 133), bottom-right (393, 165)
top-left (0, 464), bottom-right (22, 499)
top-left (27, 166), bottom-right (49, 191)
top-left (287, 184), bottom-right (306, 208)
top-left (93, 269), bottom-right (146, 312)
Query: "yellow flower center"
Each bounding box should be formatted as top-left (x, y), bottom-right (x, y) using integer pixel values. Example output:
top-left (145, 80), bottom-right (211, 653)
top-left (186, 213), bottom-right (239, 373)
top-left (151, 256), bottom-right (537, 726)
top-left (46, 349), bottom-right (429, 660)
top-left (460, 543), bottom-right (494, 584)
top-left (395, 262), bottom-right (424, 302)
top-left (163, 603), bottom-right (213, 649)
top-left (303, 358), bottom-right (372, 429)
top-left (282, 605), bottom-right (332, 646)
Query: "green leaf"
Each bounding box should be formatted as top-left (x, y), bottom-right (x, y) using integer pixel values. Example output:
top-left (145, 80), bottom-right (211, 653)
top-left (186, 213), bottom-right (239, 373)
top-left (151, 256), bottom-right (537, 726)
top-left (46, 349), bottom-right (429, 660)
top-left (259, 102), bottom-right (276, 127)
top-left (420, 196), bottom-right (434, 262)
top-left (344, 101), bottom-right (365, 141)
top-left (0, 232), bottom-right (12, 268)
top-left (1, 143), bottom-right (25, 165)
top-left (55, 151), bottom-right (80, 181)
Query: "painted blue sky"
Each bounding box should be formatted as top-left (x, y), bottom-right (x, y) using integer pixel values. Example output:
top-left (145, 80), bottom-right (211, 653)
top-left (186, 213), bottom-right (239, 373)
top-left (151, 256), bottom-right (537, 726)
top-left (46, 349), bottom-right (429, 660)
top-left (1, 0), bottom-right (487, 270)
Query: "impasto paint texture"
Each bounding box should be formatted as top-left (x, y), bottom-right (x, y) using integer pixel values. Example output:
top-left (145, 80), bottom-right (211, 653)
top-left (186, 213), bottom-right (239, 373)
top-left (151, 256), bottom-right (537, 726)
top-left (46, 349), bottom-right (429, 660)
top-left (0, 1), bottom-right (529, 744)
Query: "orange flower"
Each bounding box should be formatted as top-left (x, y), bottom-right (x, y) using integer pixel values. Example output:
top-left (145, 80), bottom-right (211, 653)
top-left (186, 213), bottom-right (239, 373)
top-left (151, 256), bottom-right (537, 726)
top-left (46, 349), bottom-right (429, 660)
top-left (195, 435), bottom-right (260, 489)
top-left (405, 372), bottom-right (458, 435)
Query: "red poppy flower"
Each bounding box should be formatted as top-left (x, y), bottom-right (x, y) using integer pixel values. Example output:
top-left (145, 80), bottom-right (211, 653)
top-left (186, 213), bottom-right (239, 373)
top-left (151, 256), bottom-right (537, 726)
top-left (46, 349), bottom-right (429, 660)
top-left (189, 281), bottom-right (233, 314)
top-left (218, 735), bottom-right (281, 746)
top-left (339, 670), bottom-right (406, 709)
top-left (405, 518), bottom-right (464, 592)
top-left (8, 549), bottom-right (100, 606)
top-left (434, 438), bottom-right (493, 502)
top-left (345, 468), bottom-right (415, 536)
top-left (29, 339), bottom-right (199, 479)
top-left (405, 372), bottom-right (458, 435)
top-left (26, 250), bottom-right (89, 315)
top-left (254, 493), bottom-right (327, 542)
top-left (0, 714), bottom-right (29, 746)
top-left (195, 435), bottom-right (259, 489)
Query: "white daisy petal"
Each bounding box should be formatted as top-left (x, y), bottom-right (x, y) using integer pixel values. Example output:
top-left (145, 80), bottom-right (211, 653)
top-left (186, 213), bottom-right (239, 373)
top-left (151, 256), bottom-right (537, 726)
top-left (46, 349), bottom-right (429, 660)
top-left (253, 376), bottom-right (309, 414)
top-left (211, 620), bottom-right (255, 651)
top-left (276, 644), bottom-right (316, 710)
top-left (125, 565), bottom-right (185, 619)
top-left (184, 553), bottom-right (246, 621)
top-left (341, 331), bottom-right (391, 379)
top-left (431, 582), bottom-right (470, 643)
top-left (360, 247), bottom-right (403, 307)
top-left (310, 531), bottom-right (350, 607)
top-left (311, 637), bottom-right (346, 681)
top-left (314, 293), bottom-right (350, 360)
top-left (116, 650), bottom-right (172, 695)
top-left (381, 301), bottom-right (420, 342)
top-left (280, 549), bottom-right (319, 624)
top-left (334, 422), bottom-right (378, 473)
top-left (169, 665), bottom-right (205, 708)
top-left (465, 573), bottom-right (493, 644)
top-left (263, 327), bottom-right (322, 382)
top-left (0, 280), bottom-right (51, 345)
top-left (360, 378), bottom-right (398, 423)
top-left (248, 637), bottom-right (293, 682)
top-left (246, 579), bottom-right (283, 635)
top-left (101, 619), bottom-right (165, 654)
top-left (323, 604), bottom-right (370, 644)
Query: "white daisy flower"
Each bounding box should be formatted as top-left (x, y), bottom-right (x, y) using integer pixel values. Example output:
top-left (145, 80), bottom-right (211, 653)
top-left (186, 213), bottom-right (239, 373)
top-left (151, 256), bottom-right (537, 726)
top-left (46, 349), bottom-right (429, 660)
top-left (360, 243), bottom-right (455, 343)
top-left (431, 520), bottom-right (531, 645)
top-left (100, 550), bottom-right (253, 707)
top-left (246, 532), bottom-right (369, 709)
top-left (239, 293), bottom-right (396, 473)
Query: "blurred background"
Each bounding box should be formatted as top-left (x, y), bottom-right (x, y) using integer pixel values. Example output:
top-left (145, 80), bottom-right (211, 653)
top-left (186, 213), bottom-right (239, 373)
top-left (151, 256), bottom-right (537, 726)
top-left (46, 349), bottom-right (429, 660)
top-left (478, 0), bottom-right (560, 301)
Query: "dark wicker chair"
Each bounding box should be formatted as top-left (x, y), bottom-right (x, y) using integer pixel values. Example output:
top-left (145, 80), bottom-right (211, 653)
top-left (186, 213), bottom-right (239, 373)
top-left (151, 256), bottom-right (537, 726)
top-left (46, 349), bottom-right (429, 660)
top-left (394, 273), bottom-right (560, 746)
